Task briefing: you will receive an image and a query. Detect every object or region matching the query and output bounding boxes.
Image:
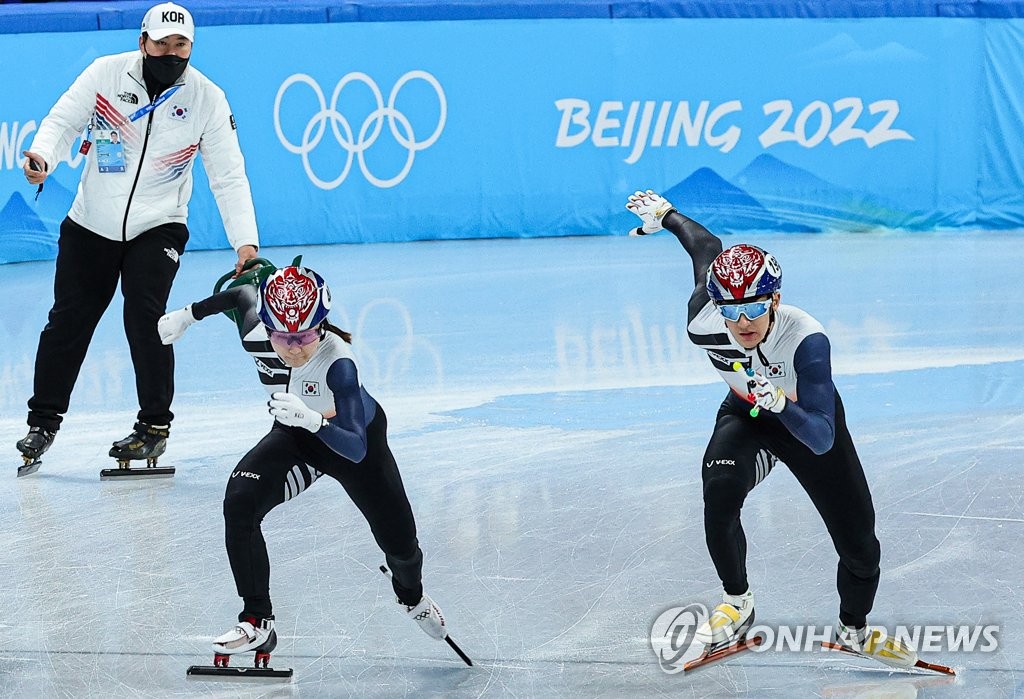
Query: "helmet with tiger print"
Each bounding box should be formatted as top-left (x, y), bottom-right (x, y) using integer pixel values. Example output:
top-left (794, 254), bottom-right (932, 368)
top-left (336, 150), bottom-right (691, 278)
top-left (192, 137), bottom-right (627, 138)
top-left (706, 244), bottom-right (782, 302)
top-left (256, 265), bottom-right (331, 332)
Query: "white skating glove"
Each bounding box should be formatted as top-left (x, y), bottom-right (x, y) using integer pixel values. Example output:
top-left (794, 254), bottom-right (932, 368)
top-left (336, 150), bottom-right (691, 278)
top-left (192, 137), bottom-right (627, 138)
top-left (158, 305), bottom-right (196, 345)
top-left (749, 372), bottom-right (787, 414)
top-left (625, 189), bottom-right (676, 235)
top-left (269, 392), bottom-right (325, 432)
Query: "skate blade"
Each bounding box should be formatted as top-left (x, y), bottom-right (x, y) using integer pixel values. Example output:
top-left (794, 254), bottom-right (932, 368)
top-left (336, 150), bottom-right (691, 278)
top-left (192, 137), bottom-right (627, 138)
top-left (17, 460), bottom-right (42, 477)
top-left (100, 466), bottom-right (175, 480)
top-left (821, 640), bottom-right (956, 676)
top-left (378, 565), bottom-right (474, 666)
top-left (684, 634), bottom-right (763, 672)
top-left (186, 665), bottom-right (293, 679)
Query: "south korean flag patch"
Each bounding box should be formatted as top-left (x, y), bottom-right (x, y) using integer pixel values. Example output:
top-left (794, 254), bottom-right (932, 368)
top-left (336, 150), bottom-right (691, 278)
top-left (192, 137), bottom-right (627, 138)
top-left (765, 362), bottom-right (786, 379)
top-left (169, 105), bottom-right (189, 121)
top-left (302, 381), bottom-right (320, 397)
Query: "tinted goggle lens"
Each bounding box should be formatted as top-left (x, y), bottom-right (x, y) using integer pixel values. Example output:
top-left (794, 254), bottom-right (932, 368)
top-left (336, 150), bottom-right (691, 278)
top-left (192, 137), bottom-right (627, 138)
top-left (717, 300), bottom-right (772, 322)
top-left (268, 327), bottom-right (320, 346)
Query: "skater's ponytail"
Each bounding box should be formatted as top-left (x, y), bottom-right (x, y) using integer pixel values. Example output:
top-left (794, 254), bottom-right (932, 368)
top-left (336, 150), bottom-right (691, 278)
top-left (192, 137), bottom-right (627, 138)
top-left (322, 321), bottom-right (352, 344)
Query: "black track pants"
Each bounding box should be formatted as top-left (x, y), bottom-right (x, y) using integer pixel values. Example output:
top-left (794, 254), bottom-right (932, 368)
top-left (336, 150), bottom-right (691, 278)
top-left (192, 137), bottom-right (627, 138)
top-left (27, 217), bottom-right (188, 430)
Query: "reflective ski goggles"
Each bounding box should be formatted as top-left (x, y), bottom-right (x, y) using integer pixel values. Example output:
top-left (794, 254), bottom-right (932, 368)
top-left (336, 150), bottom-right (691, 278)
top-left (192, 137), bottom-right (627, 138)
top-left (716, 299), bottom-right (772, 322)
top-left (267, 327), bottom-right (321, 347)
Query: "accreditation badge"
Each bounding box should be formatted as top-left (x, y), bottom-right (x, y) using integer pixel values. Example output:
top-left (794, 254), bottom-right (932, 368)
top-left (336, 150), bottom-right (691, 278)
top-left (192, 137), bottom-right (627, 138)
top-left (95, 130), bottom-right (126, 173)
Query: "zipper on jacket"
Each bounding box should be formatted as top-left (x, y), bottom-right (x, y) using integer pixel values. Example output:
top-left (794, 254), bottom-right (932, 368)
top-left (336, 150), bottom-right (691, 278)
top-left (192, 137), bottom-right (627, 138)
top-left (121, 110), bottom-right (155, 242)
top-left (120, 69), bottom-right (183, 244)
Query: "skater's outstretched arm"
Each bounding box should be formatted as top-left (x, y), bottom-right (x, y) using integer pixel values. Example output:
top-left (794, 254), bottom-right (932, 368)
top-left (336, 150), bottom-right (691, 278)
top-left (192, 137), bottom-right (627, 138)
top-left (158, 286), bottom-right (250, 345)
top-left (626, 190), bottom-right (722, 322)
top-left (665, 211), bottom-right (723, 323)
top-left (190, 286), bottom-right (249, 319)
top-left (622, 190), bottom-right (720, 323)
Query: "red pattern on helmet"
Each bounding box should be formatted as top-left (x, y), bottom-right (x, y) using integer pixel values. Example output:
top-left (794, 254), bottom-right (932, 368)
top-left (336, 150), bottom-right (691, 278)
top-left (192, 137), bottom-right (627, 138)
top-left (263, 267), bottom-right (318, 332)
top-left (711, 245), bottom-right (766, 300)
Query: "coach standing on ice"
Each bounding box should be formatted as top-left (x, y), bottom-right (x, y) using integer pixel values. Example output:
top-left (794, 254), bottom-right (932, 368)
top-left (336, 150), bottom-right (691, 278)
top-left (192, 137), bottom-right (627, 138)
top-left (16, 2), bottom-right (260, 475)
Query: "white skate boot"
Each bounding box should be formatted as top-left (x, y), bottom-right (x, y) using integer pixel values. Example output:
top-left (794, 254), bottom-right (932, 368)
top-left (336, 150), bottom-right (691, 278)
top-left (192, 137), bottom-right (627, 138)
top-left (835, 622), bottom-right (918, 669)
top-left (211, 616), bottom-right (277, 668)
top-left (403, 594), bottom-right (447, 640)
top-left (695, 589), bottom-right (755, 646)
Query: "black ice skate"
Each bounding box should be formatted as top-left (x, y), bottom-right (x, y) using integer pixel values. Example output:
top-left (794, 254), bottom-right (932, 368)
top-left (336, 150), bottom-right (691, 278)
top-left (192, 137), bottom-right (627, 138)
top-left (16, 427), bottom-right (55, 477)
top-left (101, 422), bottom-right (174, 480)
top-left (187, 616), bottom-right (293, 679)
top-left (379, 565), bottom-right (473, 666)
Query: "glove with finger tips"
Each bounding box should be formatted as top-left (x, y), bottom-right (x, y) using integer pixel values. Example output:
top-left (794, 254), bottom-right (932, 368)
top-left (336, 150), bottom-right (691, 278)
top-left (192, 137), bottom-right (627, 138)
top-left (625, 189), bottom-right (676, 235)
top-left (268, 391), bottom-right (325, 432)
top-left (157, 305), bottom-right (196, 345)
top-left (749, 373), bottom-right (787, 413)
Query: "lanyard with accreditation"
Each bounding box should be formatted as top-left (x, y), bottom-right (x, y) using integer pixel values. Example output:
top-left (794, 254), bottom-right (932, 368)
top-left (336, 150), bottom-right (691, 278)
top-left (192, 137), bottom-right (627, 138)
top-left (90, 85), bottom-right (182, 174)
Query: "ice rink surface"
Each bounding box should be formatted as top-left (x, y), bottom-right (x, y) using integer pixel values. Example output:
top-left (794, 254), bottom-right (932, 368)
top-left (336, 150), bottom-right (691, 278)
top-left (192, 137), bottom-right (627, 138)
top-left (1, 231), bottom-right (1022, 698)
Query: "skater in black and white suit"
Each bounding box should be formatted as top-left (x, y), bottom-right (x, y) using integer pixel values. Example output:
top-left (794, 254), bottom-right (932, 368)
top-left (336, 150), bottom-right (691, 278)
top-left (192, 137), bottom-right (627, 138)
top-left (627, 190), bottom-right (919, 669)
top-left (158, 264), bottom-right (447, 659)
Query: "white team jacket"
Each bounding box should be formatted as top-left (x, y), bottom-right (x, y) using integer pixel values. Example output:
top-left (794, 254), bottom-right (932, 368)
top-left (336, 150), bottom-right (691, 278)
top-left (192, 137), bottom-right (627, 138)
top-left (29, 51), bottom-right (259, 249)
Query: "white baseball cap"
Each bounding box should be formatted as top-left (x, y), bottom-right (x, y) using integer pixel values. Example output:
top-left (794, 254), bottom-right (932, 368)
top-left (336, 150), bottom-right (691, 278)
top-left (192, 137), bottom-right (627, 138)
top-left (141, 2), bottom-right (195, 42)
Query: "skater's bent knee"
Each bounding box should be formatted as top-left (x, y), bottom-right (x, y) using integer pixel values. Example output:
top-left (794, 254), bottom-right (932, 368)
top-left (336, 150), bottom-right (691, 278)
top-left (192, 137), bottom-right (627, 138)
top-left (844, 551), bottom-right (880, 579)
top-left (839, 538), bottom-right (880, 578)
top-left (386, 546), bottom-right (423, 568)
top-left (223, 490), bottom-right (259, 522)
top-left (703, 473), bottom-right (748, 510)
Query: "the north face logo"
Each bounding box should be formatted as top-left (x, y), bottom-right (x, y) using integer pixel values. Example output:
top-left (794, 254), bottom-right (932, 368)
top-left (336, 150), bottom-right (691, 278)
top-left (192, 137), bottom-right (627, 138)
top-left (117, 91), bottom-right (139, 105)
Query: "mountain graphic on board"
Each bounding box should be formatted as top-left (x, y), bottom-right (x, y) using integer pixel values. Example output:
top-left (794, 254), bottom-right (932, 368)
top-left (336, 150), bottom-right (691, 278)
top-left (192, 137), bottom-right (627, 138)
top-left (0, 191), bottom-right (54, 263)
top-left (0, 175), bottom-right (76, 263)
top-left (732, 154), bottom-right (901, 230)
top-left (662, 167), bottom-right (818, 233)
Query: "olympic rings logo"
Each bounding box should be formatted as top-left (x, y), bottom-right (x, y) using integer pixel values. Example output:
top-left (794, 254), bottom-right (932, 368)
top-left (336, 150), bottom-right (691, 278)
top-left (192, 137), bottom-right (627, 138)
top-left (273, 71), bottom-right (446, 189)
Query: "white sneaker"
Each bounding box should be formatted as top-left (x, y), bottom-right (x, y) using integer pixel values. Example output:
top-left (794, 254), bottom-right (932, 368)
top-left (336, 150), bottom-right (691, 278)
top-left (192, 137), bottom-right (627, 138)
top-left (695, 589), bottom-right (755, 645)
top-left (837, 623), bottom-right (918, 669)
top-left (404, 594), bottom-right (447, 640)
top-left (212, 616), bottom-right (277, 655)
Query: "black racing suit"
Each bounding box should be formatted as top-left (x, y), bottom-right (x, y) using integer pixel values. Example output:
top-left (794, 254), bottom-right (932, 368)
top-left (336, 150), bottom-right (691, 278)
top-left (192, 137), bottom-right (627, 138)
top-left (191, 285), bottom-right (424, 619)
top-left (665, 211), bottom-right (880, 628)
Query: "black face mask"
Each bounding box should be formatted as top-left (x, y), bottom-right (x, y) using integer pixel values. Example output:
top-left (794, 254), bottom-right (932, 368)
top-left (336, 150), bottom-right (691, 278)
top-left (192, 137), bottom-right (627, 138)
top-left (143, 51), bottom-right (189, 87)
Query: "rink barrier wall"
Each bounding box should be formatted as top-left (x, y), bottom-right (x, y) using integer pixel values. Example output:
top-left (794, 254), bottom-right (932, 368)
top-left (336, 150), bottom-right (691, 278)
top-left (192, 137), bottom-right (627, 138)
top-left (8, 1), bottom-right (1024, 31)
top-left (2, 1), bottom-right (1024, 262)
